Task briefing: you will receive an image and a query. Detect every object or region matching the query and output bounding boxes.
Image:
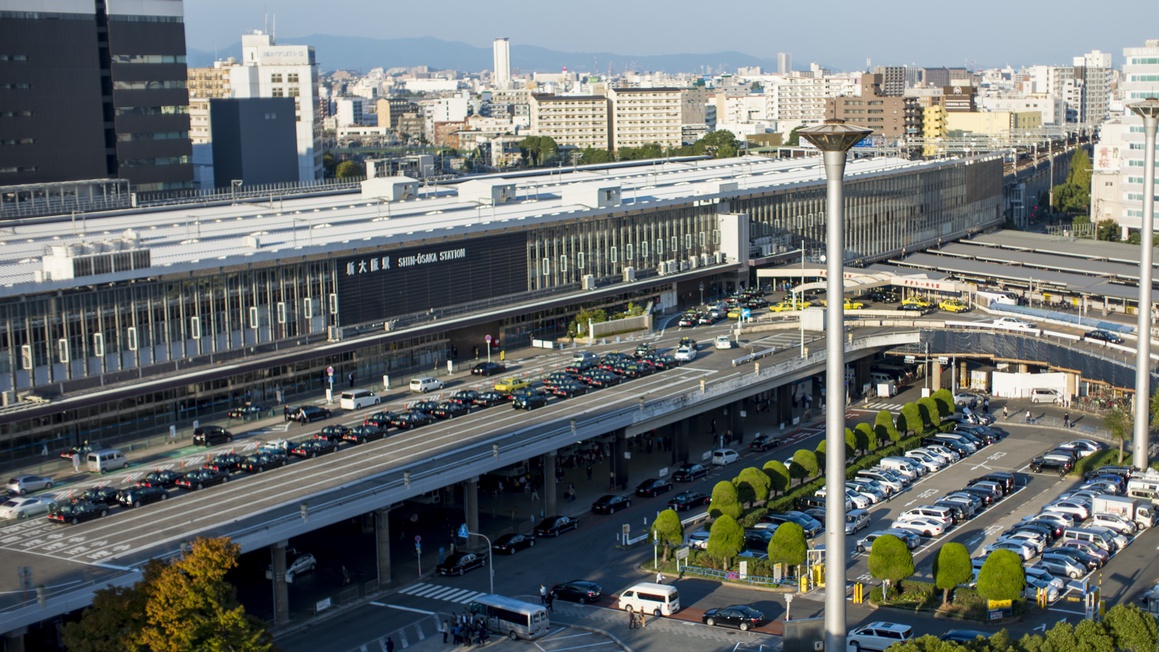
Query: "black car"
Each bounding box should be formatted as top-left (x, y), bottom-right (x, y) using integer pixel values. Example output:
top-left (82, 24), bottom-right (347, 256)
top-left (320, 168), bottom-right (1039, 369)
top-left (316, 425), bottom-right (351, 442)
top-left (591, 494), bottom-right (632, 515)
top-left (241, 451), bottom-right (287, 473)
top-left (702, 605), bottom-right (766, 631)
top-left (749, 434), bottom-right (779, 452)
top-left (1029, 456), bottom-right (1072, 475)
top-left (956, 486), bottom-right (995, 506)
top-left (896, 303), bottom-right (934, 315)
top-left (635, 478), bottom-right (673, 497)
top-left (513, 391), bottom-right (548, 411)
top-left (392, 411), bottom-right (435, 429)
top-left (206, 453), bottom-right (246, 473)
top-left (579, 370), bottom-right (621, 388)
top-left (431, 401), bottom-right (470, 419)
top-left (48, 501), bottom-right (108, 524)
top-left (175, 467), bottom-right (230, 490)
top-left (550, 580), bottom-right (602, 604)
top-left (290, 438), bottom-right (337, 458)
top-left (564, 362), bottom-right (595, 375)
top-left (343, 425), bottom-right (386, 444)
top-left (411, 400), bottom-right (442, 413)
top-left (668, 491), bottom-right (711, 511)
top-left (117, 485), bottom-right (169, 508)
top-left (436, 552), bottom-right (486, 576)
top-left (81, 485), bottom-right (121, 506)
top-left (867, 290), bottom-right (900, 303)
top-left (137, 469), bottom-right (182, 488)
top-left (471, 362), bottom-right (507, 377)
top-left (450, 389), bottom-right (479, 403)
top-left (940, 630), bottom-right (992, 644)
top-left (542, 371), bottom-right (574, 388)
top-left (293, 405), bottom-right (331, 424)
top-left (363, 412), bottom-right (399, 429)
top-left (227, 404), bottom-right (265, 419)
top-left (551, 381), bottom-right (589, 398)
top-left (491, 532), bottom-right (536, 554)
top-left (1085, 330), bottom-right (1124, 344)
top-left (473, 391), bottom-right (509, 407)
top-left (192, 425), bottom-right (233, 446)
top-left (672, 463), bottom-right (708, 482)
top-left (535, 515), bottom-right (580, 537)
top-left (972, 472), bottom-right (1016, 494)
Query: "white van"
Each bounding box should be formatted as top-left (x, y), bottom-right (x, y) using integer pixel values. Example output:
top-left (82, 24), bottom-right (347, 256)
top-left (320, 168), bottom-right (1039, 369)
top-left (87, 449), bottom-right (129, 474)
top-left (340, 389), bottom-right (380, 410)
top-left (1030, 388), bottom-right (1063, 404)
top-left (410, 377), bottom-right (444, 393)
top-left (869, 371), bottom-right (895, 386)
top-left (1061, 527), bottom-right (1115, 552)
top-left (899, 505), bottom-right (955, 525)
top-left (880, 456), bottom-right (924, 478)
top-left (617, 582), bottom-right (680, 616)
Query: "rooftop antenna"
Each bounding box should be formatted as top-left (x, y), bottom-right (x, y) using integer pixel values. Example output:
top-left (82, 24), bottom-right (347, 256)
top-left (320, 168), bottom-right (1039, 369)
top-left (272, 14), bottom-right (276, 42)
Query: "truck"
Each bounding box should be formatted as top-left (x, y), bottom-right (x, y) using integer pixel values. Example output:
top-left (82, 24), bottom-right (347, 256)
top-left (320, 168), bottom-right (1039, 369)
top-left (1091, 494), bottom-right (1156, 529)
top-left (976, 290), bottom-right (1017, 307)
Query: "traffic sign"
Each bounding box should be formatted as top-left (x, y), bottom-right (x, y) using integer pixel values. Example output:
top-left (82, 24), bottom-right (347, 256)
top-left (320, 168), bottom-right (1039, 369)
top-left (326, 365), bottom-right (334, 376)
top-left (415, 535), bottom-right (422, 543)
top-left (458, 524), bottom-right (469, 539)
top-left (485, 335), bottom-right (492, 343)
top-left (741, 308), bottom-right (751, 319)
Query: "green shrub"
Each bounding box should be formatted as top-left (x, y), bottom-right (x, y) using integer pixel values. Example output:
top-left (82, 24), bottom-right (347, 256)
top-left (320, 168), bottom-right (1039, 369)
top-left (1071, 448), bottom-right (1118, 478)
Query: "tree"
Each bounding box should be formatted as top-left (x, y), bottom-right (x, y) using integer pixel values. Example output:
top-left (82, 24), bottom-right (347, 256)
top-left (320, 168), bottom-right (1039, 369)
top-left (709, 481), bottom-right (742, 519)
top-left (1150, 387), bottom-right (1159, 428)
top-left (649, 509), bottom-right (684, 563)
top-left (844, 427), bottom-right (858, 458)
top-left (767, 521), bottom-right (807, 572)
top-left (1096, 219), bottom-right (1120, 241)
top-left (763, 460), bottom-right (790, 495)
top-left (975, 549), bottom-right (1024, 602)
top-left (791, 449), bottom-right (819, 479)
top-left (335, 160), bottom-right (362, 179)
top-left (62, 560), bottom-right (163, 652)
top-left (932, 542), bottom-right (972, 605)
top-left (931, 389), bottom-right (955, 417)
top-left (695, 130), bottom-right (739, 159)
top-left (898, 403), bottom-right (923, 436)
top-left (875, 409), bottom-right (900, 444)
top-left (1051, 149), bottom-right (1092, 216)
top-left (1103, 603), bottom-right (1159, 652)
top-left (814, 439), bottom-right (826, 470)
top-left (1104, 405), bottom-right (1132, 464)
top-left (577, 147), bottom-right (615, 165)
top-left (917, 396), bottom-right (942, 429)
top-left (706, 514), bottom-right (744, 570)
top-left (786, 126), bottom-right (802, 146)
top-left (734, 467), bottom-right (771, 504)
top-left (855, 423), bottom-right (875, 453)
top-left (517, 135), bottom-right (559, 167)
top-left (890, 636), bottom-right (972, 652)
top-left (867, 534), bottom-right (914, 598)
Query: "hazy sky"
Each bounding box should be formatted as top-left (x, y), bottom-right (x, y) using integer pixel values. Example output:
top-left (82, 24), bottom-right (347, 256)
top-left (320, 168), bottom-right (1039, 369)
top-left (185, 0), bottom-right (1158, 71)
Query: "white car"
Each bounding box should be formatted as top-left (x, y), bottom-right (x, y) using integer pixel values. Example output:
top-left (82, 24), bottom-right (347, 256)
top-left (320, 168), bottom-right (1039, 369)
top-left (905, 450), bottom-right (945, 472)
top-left (1001, 531), bottom-right (1046, 553)
top-left (266, 550), bottom-right (317, 584)
top-left (715, 335), bottom-right (733, 350)
top-left (954, 392), bottom-right (985, 406)
top-left (892, 516), bottom-right (946, 537)
top-left (6, 475), bottom-right (53, 496)
top-left (1043, 500), bottom-right (1091, 521)
top-left (1024, 576), bottom-right (1060, 603)
top-left (0, 495), bottom-right (57, 520)
top-left (1090, 512), bottom-right (1137, 535)
top-left (983, 539), bottom-right (1036, 561)
top-left (1060, 440), bottom-right (1102, 458)
top-left (1023, 566), bottom-right (1066, 593)
top-left (847, 622), bottom-right (915, 651)
top-left (687, 529), bottom-right (710, 550)
top-left (711, 449), bottom-right (739, 466)
top-left (993, 317), bottom-right (1034, 330)
top-left (673, 346), bottom-right (696, 362)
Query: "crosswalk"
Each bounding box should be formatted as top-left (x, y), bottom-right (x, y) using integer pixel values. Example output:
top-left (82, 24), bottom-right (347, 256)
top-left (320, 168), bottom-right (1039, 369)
top-left (851, 401), bottom-right (903, 413)
top-left (397, 582), bottom-right (487, 605)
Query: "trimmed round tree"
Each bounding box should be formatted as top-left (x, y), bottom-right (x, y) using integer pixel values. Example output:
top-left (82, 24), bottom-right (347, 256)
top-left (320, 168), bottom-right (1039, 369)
top-left (767, 521), bottom-right (807, 575)
top-left (706, 514), bottom-right (744, 570)
top-left (931, 388), bottom-right (955, 417)
top-left (844, 428), bottom-right (858, 458)
top-left (867, 534), bottom-right (914, 598)
top-left (792, 449), bottom-right (819, 480)
top-left (976, 549), bottom-right (1025, 602)
top-left (932, 542), bottom-right (973, 605)
top-left (898, 403), bottom-right (922, 436)
top-left (763, 460), bottom-right (790, 496)
top-left (709, 481), bottom-right (742, 519)
top-left (875, 409), bottom-right (901, 443)
top-left (917, 396), bottom-right (942, 429)
top-left (649, 509), bottom-right (684, 563)
top-left (734, 467), bottom-right (771, 505)
top-left (855, 423), bottom-right (875, 453)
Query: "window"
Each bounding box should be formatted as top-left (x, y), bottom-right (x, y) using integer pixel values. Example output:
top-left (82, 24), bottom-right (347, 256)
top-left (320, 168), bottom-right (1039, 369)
top-left (609, 246), bottom-right (617, 263)
top-left (656, 239), bottom-right (663, 256)
top-left (542, 257), bottom-right (550, 276)
top-left (625, 244), bottom-right (634, 260)
top-left (559, 254), bottom-right (567, 274)
top-left (288, 73), bottom-right (300, 83)
top-left (577, 252), bottom-right (585, 269)
top-left (641, 241), bottom-right (649, 258)
top-left (271, 73), bottom-right (283, 83)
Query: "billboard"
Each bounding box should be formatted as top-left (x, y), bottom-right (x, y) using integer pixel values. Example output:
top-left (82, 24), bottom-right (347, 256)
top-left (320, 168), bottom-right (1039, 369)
top-left (335, 232), bottom-right (528, 326)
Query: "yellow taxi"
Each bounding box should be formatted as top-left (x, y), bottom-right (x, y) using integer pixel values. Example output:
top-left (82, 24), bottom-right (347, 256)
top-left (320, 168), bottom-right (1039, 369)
top-left (901, 297), bottom-right (932, 308)
top-left (844, 299), bottom-right (865, 310)
top-left (939, 299), bottom-right (970, 313)
top-left (770, 299), bottom-right (811, 312)
top-left (494, 377), bottom-right (530, 393)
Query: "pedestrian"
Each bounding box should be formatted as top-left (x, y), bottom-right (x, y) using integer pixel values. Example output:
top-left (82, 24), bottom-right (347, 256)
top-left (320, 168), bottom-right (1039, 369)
top-left (539, 584), bottom-right (547, 604)
top-left (341, 565), bottom-right (351, 585)
top-left (1063, 412), bottom-right (1070, 428)
top-left (983, 397), bottom-right (990, 414)
top-left (452, 624), bottom-right (461, 645)
top-left (283, 405), bottom-right (290, 422)
top-left (71, 452), bottom-right (81, 473)
top-left (385, 637), bottom-right (395, 652)
top-left (586, 464), bottom-right (593, 481)
top-left (628, 610), bottom-right (638, 630)
top-left (609, 471), bottom-right (616, 490)
top-left (566, 483), bottom-right (576, 503)
top-left (1026, 408), bottom-right (1033, 424)
top-left (348, 371), bottom-right (355, 388)
top-left (531, 485), bottom-right (539, 501)
top-left (474, 345), bottom-right (479, 360)
top-left (545, 592), bottom-right (554, 613)
top-left (1003, 405), bottom-right (1009, 420)
top-left (40, 440), bottom-right (48, 457)
top-left (656, 572), bottom-right (664, 584)
top-left (441, 620), bottom-right (449, 644)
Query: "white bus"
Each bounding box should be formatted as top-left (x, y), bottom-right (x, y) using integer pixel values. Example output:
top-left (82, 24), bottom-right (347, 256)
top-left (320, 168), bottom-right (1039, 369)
top-left (467, 594), bottom-right (549, 640)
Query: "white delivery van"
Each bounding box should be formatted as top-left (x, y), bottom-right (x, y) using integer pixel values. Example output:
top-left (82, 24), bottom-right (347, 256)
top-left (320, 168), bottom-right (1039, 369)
top-left (618, 582), bottom-right (680, 616)
top-left (1030, 388), bottom-right (1063, 404)
top-left (340, 389), bottom-right (380, 410)
top-left (87, 449), bottom-right (129, 473)
top-left (410, 377), bottom-right (444, 393)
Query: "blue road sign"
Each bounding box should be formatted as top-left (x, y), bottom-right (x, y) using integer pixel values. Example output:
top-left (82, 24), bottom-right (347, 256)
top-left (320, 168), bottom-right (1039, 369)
top-left (458, 524), bottom-right (469, 539)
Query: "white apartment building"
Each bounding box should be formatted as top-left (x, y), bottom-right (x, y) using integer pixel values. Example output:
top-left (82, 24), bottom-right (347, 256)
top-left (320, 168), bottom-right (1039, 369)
top-left (1114, 39), bottom-right (1159, 231)
top-left (529, 94), bottom-right (612, 150)
top-left (493, 38), bottom-right (511, 89)
top-left (608, 88), bottom-right (693, 151)
top-left (335, 97), bottom-right (365, 127)
top-left (764, 73), bottom-right (859, 136)
top-left (228, 31), bottom-right (322, 182)
top-left (1074, 50), bottom-right (1113, 126)
top-left (978, 94), bottom-right (1066, 125)
top-left (1090, 116), bottom-right (1127, 234)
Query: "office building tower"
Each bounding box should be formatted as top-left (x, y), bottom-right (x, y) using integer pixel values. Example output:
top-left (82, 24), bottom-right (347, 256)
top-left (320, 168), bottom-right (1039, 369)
top-left (229, 31), bottom-right (322, 182)
top-left (0, 0), bottom-right (193, 193)
top-left (872, 66), bottom-right (908, 97)
top-left (1073, 50), bottom-right (1113, 127)
top-left (493, 38), bottom-right (511, 88)
top-left (1117, 40), bottom-right (1159, 230)
top-left (778, 52), bottom-right (792, 75)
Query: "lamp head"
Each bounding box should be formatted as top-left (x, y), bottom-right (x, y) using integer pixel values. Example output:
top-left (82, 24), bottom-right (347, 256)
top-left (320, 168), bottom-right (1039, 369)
top-left (798, 119), bottom-right (873, 152)
top-left (1129, 98), bottom-right (1159, 120)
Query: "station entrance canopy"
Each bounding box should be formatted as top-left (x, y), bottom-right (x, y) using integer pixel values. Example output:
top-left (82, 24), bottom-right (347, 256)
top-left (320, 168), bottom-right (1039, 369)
top-left (756, 266), bottom-right (970, 295)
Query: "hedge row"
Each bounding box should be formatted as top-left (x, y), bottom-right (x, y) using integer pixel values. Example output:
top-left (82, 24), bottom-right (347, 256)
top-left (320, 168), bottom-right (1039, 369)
top-left (1071, 447), bottom-right (1120, 477)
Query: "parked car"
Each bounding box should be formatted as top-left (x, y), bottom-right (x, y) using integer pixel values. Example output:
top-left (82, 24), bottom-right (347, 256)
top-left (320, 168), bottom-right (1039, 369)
top-left (292, 405), bottom-right (331, 424)
top-left (117, 485), bottom-right (169, 508)
top-left (436, 552), bottom-right (486, 576)
top-left (80, 485), bottom-right (122, 506)
top-left (748, 433), bottom-right (779, 452)
top-left (702, 604), bottom-right (766, 631)
top-left (289, 438), bottom-right (338, 459)
top-left (512, 391), bottom-right (549, 411)
top-left (206, 453), bottom-right (246, 473)
top-left (342, 425), bottom-right (385, 445)
top-left (471, 361), bottom-right (507, 376)
top-left (672, 463), bottom-right (709, 482)
top-left (668, 491), bottom-right (711, 511)
top-left (494, 377), bottom-right (530, 394)
top-left (0, 495), bottom-right (57, 520)
top-left (491, 532), bottom-right (536, 554)
top-left (7, 475), bottom-right (53, 495)
top-left (227, 404), bottom-right (265, 419)
top-left (392, 411), bottom-right (435, 429)
top-left (591, 494), bottom-right (632, 514)
top-left (265, 550), bottom-right (317, 584)
top-left (191, 425), bottom-right (233, 446)
top-left (550, 580), bottom-right (602, 604)
top-left (535, 515), bottom-right (580, 537)
top-left (472, 391), bottom-right (509, 407)
top-left (847, 622), bottom-right (915, 651)
top-left (174, 467), bottom-right (230, 490)
top-left (137, 469), bottom-right (182, 488)
top-left (48, 500), bottom-right (108, 525)
top-left (635, 478), bottom-right (673, 497)
top-left (241, 451), bottom-right (287, 473)
top-left (711, 449), bottom-right (740, 466)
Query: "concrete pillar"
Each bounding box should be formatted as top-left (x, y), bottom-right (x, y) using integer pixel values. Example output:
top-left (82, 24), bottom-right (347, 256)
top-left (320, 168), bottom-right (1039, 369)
top-left (375, 508), bottom-right (392, 586)
top-left (730, 400), bottom-right (744, 444)
top-left (271, 540), bottom-right (289, 626)
top-left (671, 420), bottom-right (688, 464)
top-left (610, 429), bottom-right (628, 491)
top-left (4, 627), bottom-right (26, 652)
top-left (931, 363), bottom-right (942, 391)
top-left (544, 452), bottom-right (557, 515)
top-left (465, 478), bottom-right (479, 535)
top-left (778, 385), bottom-right (794, 424)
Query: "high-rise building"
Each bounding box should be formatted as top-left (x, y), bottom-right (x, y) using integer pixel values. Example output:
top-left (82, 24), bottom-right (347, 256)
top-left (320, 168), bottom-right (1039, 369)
top-left (777, 52), bottom-right (792, 75)
top-left (493, 38), bottom-right (511, 89)
top-left (0, 0), bottom-right (193, 193)
top-left (872, 66), bottom-right (908, 97)
top-left (827, 73), bottom-right (921, 140)
top-left (1116, 39), bottom-right (1159, 231)
top-left (228, 31), bottom-right (322, 182)
top-left (187, 61), bottom-right (235, 188)
top-left (530, 95), bottom-right (612, 150)
top-left (1073, 50), bottom-right (1113, 127)
top-left (608, 88), bottom-right (703, 152)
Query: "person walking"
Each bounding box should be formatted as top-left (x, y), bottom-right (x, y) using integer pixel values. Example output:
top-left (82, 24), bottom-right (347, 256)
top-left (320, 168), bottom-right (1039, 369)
top-left (385, 637), bottom-right (395, 652)
top-left (656, 572), bottom-right (664, 584)
top-left (1003, 405), bottom-right (1009, 420)
top-left (71, 452), bottom-right (81, 473)
top-left (440, 620), bottom-right (449, 644)
top-left (539, 584), bottom-right (547, 604)
top-left (545, 592), bottom-right (554, 613)
top-left (586, 464), bottom-right (593, 481)
top-left (1063, 412), bottom-right (1070, 428)
top-left (1025, 408), bottom-right (1033, 424)
top-left (628, 610), bottom-right (638, 630)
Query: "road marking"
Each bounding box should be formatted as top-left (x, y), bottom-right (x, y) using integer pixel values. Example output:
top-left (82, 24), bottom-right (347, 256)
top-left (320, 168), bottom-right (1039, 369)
top-left (1033, 624), bottom-right (1046, 632)
top-left (369, 602), bottom-right (436, 615)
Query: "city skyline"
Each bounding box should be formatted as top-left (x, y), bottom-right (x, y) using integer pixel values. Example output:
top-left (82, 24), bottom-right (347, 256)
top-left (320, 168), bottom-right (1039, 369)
top-left (185, 0), bottom-right (1159, 72)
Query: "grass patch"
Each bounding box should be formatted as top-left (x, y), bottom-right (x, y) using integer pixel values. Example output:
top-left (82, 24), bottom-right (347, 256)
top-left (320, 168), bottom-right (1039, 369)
top-left (1071, 447), bottom-right (1122, 477)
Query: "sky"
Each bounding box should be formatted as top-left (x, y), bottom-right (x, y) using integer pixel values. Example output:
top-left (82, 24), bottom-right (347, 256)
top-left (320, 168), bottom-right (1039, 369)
top-left (185, 0), bottom-right (1159, 72)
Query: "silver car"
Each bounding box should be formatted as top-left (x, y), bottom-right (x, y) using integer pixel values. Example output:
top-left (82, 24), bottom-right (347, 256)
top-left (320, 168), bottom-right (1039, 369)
top-left (0, 495), bottom-right (57, 520)
top-left (6, 475), bottom-right (53, 496)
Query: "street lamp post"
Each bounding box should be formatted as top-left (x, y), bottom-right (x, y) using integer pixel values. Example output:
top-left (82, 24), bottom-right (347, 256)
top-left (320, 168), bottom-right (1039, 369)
top-left (798, 119), bottom-right (871, 652)
top-left (1129, 98), bottom-right (1159, 471)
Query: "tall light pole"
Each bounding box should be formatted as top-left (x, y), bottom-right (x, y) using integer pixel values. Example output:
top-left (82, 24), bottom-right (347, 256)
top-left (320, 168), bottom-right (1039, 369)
top-left (798, 119), bottom-right (871, 652)
top-left (1129, 98), bottom-right (1159, 471)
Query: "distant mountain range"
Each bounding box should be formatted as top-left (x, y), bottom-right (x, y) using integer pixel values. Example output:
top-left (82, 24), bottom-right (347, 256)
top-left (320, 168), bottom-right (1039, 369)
top-left (187, 34), bottom-right (785, 76)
